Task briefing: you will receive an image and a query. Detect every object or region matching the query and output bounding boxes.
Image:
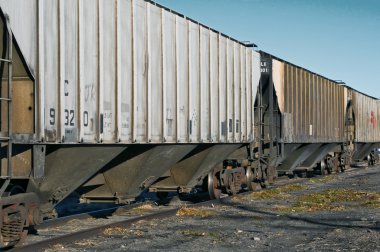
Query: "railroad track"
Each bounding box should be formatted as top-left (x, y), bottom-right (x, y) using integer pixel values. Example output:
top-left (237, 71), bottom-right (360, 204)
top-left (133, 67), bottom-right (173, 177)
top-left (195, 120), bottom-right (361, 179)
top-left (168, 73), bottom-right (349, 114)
top-left (36, 202), bottom-right (149, 230)
top-left (30, 193), bottom-right (200, 230)
top-left (12, 208), bottom-right (179, 252)
top-left (11, 198), bottom-right (219, 252)
top-left (9, 168), bottom-right (360, 252)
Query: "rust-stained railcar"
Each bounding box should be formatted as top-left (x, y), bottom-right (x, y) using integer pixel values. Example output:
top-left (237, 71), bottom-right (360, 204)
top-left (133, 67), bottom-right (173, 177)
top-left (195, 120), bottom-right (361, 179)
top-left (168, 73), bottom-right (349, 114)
top-left (345, 88), bottom-right (380, 161)
top-left (257, 52), bottom-right (377, 176)
top-left (274, 60), bottom-right (346, 143)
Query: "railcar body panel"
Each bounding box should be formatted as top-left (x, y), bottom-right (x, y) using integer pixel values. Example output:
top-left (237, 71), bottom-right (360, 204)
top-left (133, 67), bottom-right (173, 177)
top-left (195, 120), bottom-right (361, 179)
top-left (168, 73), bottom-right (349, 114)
top-left (351, 90), bottom-right (380, 143)
top-left (0, 0), bottom-right (260, 217)
top-left (1, 0), bottom-right (380, 249)
top-left (0, 0), bottom-right (37, 76)
top-left (260, 52), bottom-right (348, 174)
top-left (270, 57), bottom-right (346, 143)
top-left (0, 0), bottom-right (259, 145)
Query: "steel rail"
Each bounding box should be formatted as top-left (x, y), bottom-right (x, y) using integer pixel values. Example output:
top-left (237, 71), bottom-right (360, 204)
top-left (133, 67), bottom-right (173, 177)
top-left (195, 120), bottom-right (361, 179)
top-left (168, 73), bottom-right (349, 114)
top-left (11, 168), bottom-right (356, 252)
top-left (12, 197), bottom-right (217, 252)
top-left (12, 208), bottom-right (179, 252)
top-left (36, 202), bottom-right (148, 230)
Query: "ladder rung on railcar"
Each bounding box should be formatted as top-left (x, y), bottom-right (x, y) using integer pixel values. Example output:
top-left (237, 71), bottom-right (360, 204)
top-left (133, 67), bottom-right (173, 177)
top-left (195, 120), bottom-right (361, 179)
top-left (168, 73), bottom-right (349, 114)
top-left (0, 17), bottom-right (13, 198)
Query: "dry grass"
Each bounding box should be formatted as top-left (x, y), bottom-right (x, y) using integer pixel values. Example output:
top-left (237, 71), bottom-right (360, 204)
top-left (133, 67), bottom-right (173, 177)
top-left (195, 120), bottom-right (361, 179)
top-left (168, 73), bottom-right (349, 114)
top-left (176, 207), bottom-right (215, 218)
top-left (281, 183), bottom-right (307, 192)
top-left (75, 240), bottom-right (98, 247)
top-left (251, 188), bottom-right (289, 200)
top-left (273, 202), bottom-right (346, 213)
top-left (130, 203), bottom-right (154, 214)
top-left (180, 230), bottom-right (219, 237)
top-left (308, 175), bottom-right (337, 184)
top-left (232, 194), bottom-right (247, 202)
top-left (103, 226), bottom-right (129, 235)
top-left (273, 189), bottom-right (380, 212)
top-left (131, 229), bottom-right (145, 237)
top-left (251, 183), bottom-right (306, 200)
top-left (52, 243), bottom-right (65, 249)
top-left (252, 215), bottom-right (264, 220)
top-left (44, 243), bottom-right (66, 252)
top-left (113, 207), bottom-right (128, 216)
top-left (362, 200), bottom-right (380, 208)
top-left (67, 217), bottom-right (95, 225)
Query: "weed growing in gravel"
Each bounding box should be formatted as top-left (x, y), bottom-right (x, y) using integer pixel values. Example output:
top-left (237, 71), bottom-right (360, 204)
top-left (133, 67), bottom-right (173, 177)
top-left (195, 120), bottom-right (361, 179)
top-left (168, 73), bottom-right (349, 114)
top-left (251, 183), bottom-right (306, 200)
top-left (180, 230), bottom-right (219, 237)
top-left (308, 175), bottom-right (336, 184)
top-left (251, 188), bottom-right (288, 199)
top-left (362, 200), bottom-right (380, 207)
top-left (281, 183), bottom-right (307, 192)
top-left (176, 207), bottom-right (215, 218)
top-left (273, 189), bottom-right (380, 212)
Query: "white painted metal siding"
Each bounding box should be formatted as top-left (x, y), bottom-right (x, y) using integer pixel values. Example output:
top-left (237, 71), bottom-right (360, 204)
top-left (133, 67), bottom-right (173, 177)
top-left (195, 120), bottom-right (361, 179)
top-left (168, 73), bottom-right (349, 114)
top-left (1, 0), bottom-right (260, 144)
top-left (0, 0), bottom-right (37, 75)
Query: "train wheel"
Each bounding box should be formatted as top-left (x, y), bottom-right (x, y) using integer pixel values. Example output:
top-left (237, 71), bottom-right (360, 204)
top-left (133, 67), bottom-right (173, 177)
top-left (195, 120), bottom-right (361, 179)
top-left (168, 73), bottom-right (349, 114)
top-left (260, 180), bottom-right (269, 189)
top-left (0, 185), bottom-right (29, 248)
top-left (0, 192), bottom-right (40, 249)
top-left (0, 205), bottom-right (28, 248)
top-left (323, 158), bottom-right (335, 175)
top-left (245, 167), bottom-right (261, 191)
top-left (340, 165), bottom-right (346, 173)
top-left (320, 160), bottom-right (329, 175)
top-left (207, 169), bottom-right (221, 200)
top-left (267, 165), bottom-right (277, 185)
top-left (367, 154), bottom-right (375, 167)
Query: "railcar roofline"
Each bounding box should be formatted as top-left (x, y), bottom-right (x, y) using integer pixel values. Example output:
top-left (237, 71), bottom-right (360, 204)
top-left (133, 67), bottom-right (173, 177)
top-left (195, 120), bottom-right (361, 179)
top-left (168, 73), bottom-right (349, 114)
top-left (260, 50), bottom-right (378, 100)
top-left (259, 50), bottom-right (339, 84)
top-left (146, 0), bottom-right (257, 48)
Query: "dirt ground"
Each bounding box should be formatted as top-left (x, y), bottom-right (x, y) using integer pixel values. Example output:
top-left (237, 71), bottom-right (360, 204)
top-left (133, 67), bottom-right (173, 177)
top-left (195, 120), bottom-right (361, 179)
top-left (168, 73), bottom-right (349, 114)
top-left (39, 166), bottom-right (380, 252)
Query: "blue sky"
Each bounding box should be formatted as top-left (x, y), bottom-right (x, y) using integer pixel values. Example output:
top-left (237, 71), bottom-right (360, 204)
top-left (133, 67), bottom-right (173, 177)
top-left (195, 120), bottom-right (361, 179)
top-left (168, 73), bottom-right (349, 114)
top-left (155, 0), bottom-right (380, 98)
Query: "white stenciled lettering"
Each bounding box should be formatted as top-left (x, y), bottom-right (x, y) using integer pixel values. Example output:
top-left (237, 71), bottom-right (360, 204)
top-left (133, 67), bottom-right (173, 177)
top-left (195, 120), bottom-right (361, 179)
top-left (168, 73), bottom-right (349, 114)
top-left (84, 84), bottom-right (96, 102)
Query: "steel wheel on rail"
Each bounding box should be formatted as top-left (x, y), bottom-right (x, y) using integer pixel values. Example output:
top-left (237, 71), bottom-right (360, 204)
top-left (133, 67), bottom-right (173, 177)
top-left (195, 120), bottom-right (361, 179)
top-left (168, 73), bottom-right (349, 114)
top-left (245, 167), bottom-right (261, 191)
top-left (208, 168), bottom-right (221, 200)
top-left (320, 159), bottom-right (328, 175)
top-left (0, 189), bottom-right (29, 249)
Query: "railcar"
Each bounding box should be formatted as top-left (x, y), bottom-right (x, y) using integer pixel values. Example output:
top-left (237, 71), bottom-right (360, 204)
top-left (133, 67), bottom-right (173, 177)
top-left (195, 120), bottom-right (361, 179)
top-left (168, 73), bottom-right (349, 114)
top-left (0, 0), bottom-right (379, 249)
top-left (207, 52), bottom-right (380, 196)
top-left (139, 52), bottom-right (380, 200)
top-left (0, 0), bottom-right (259, 247)
top-left (347, 87), bottom-right (380, 163)
top-left (257, 52), bottom-right (349, 176)
top-left (202, 52), bottom-right (349, 198)
top-left (251, 52), bottom-right (379, 177)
